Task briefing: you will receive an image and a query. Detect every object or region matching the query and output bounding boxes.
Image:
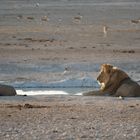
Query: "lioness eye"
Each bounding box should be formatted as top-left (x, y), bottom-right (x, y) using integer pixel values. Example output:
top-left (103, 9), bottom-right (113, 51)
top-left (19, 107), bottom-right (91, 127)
top-left (107, 69), bottom-right (111, 73)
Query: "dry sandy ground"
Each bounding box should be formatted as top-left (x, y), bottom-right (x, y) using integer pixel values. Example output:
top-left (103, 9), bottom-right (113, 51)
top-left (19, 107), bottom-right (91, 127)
top-left (0, 96), bottom-right (140, 140)
top-left (0, 0), bottom-right (140, 139)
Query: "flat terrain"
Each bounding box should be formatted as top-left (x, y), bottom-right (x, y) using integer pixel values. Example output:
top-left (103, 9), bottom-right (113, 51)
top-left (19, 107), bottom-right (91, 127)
top-left (0, 96), bottom-right (140, 140)
top-left (0, 0), bottom-right (140, 84)
top-left (0, 0), bottom-right (140, 139)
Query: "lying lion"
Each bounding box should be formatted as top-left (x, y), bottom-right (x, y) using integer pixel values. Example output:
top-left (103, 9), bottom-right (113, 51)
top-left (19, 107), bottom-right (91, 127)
top-left (0, 84), bottom-right (17, 96)
top-left (83, 64), bottom-right (140, 97)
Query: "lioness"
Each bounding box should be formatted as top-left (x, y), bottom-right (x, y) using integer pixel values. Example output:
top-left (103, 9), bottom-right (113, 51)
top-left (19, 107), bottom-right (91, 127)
top-left (83, 64), bottom-right (140, 97)
top-left (0, 84), bottom-right (17, 96)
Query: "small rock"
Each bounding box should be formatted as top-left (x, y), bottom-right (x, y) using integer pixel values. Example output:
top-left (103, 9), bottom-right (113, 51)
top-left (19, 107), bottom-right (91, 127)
top-left (131, 19), bottom-right (140, 24)
top-left (81, 135), bottom-right (88, 138)
top-left (27, 17), bottom-right (34, 20)
top-left (12, 35), bottom-right (16, 38)
top-left (53, 130), bottom-right (58, 133)
top-left (69, 117), bottom-right (77, 120)
top-left (24, 104), bottom-right (33, 108)
top-left (74, 16), bottom-right (82, 20)
top-left (25, 44), bottom-right (29, 48)
top-left (119, 96), bottom-right (124, 100)
top-left (35, 3), bottom-right (40, 7)
top-left (17, 15), bottom-right (23, 19)
top-left (129, 105), bottom-right (135, 108)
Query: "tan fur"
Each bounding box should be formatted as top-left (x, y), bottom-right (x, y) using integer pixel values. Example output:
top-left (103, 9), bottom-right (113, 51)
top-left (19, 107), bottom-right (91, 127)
top-left (83, 64), bottom-right (140, 97)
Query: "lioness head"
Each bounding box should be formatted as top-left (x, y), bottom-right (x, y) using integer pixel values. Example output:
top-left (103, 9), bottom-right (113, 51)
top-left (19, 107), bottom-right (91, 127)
top-left (97, 64), bottom-right (129, 91)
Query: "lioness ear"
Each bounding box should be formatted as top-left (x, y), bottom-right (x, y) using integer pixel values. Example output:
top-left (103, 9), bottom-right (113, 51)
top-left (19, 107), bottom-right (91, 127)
top-left (102, 64), bottom-right (113, 73)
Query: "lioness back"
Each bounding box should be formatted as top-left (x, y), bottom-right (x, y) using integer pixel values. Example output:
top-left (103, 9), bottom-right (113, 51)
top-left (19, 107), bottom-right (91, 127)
top-left (115, 78), bottom-right (140, 97)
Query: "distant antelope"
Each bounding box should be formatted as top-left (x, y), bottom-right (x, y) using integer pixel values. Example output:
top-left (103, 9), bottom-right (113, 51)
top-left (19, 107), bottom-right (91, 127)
top-left (103, 25), bottom-right (108, 37)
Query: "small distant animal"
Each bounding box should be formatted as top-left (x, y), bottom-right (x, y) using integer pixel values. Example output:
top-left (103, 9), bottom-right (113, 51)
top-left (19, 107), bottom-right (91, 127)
top-left (0, 85), bottom-right (17, 96)
top-left (83, 64), bottom-right (140, 97)
top-left (103, 25), bottom-right (108, 37)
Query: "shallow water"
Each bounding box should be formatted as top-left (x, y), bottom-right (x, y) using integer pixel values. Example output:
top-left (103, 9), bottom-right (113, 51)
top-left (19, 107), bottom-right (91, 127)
top-left (0, 62), bottom-right (139, 96)
top-left (16, 88), bottom-right (94, 96)
top-left (0, 62), bottom-right (140, 93)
